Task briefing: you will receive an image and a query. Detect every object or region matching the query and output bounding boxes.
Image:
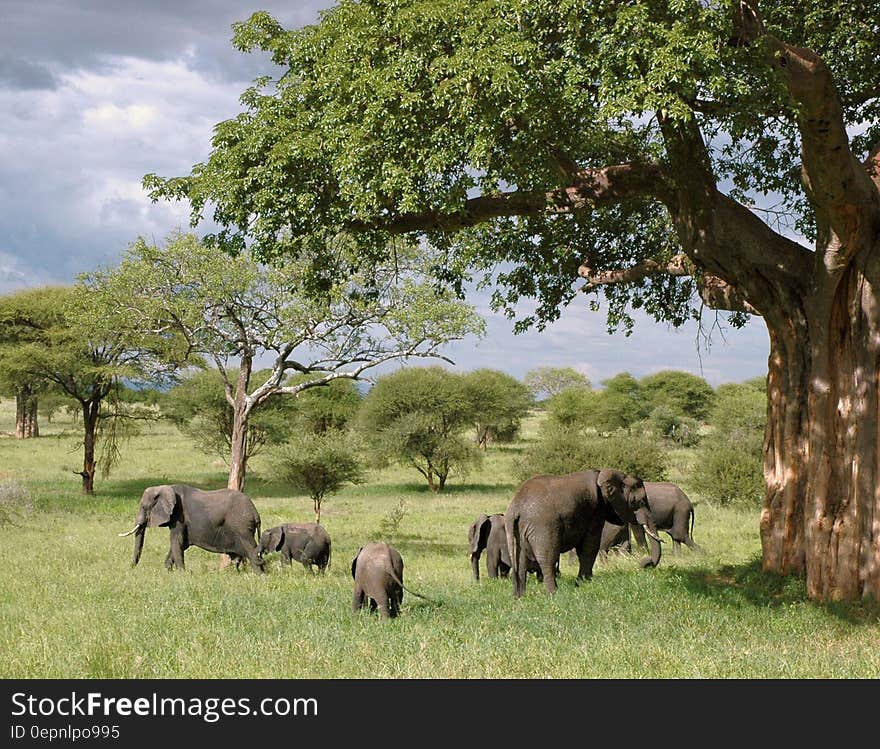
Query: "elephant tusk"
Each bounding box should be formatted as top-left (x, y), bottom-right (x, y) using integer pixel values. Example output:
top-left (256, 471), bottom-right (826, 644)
top-left (118, 525), bottom-right (141, 537)
top-left (642, 525), bottom-right (664, 543)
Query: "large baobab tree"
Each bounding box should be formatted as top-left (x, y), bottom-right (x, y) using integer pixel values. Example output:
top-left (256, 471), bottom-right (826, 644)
top-left (145, 1), bottom-right (880, 601)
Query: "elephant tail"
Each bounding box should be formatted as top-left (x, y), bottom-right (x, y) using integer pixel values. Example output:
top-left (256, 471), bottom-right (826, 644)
top-left (689, 506), bottom-right (695, 542)
top-left (326, 539), bottom-right (332, 570)
top-left (388, 570), bottom-right (436, 604)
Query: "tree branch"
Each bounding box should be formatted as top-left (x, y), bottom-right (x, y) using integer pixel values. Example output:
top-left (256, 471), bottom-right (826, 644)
top-left (734, 1), bottom-right (880, 248)
top-left (577, 253), bottom-right (760, 315)
top-left (347, 162), bottom-right (668, 234)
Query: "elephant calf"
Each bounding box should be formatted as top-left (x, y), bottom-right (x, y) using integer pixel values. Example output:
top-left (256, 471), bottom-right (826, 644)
top-left (468, 513), bottom-right (511, 580)
top-left (259, 522), bottom-right (332, 573)
top-left (469, 512), bottom-right (549, 582)
top-left (351, 542), bottom-right (406, 619)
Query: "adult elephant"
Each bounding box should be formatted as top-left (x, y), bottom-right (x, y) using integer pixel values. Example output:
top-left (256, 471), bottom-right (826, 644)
top-left (628, 482), bottom-right (701, 556)
top-left (119, 484), bottom-right (265, 573)
top-left (505, 468), bottom-right (662, 596)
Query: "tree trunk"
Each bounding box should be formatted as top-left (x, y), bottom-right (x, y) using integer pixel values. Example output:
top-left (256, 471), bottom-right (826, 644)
top-left (226, 361), bottom-right (253, 493)
top-left (80, 401), bottom-right (99, 495)
top-left (15, 387), bottom-right (39, 439)
top-left (227, 403), bottom-right (249, 492)
top-left (761, 252), bottom-right (880, 601)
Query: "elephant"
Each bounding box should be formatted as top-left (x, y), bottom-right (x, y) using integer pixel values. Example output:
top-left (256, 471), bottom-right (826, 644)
top-left (259, 522), bottom-right (332, 573)
top-left (468, 512), bottom-right (550, 581)
top-left (351, 542), bottom-right (406, 619)
top-left (468, 513), bottom-right (511, 580)
top-left (628, 482), bottom-right (701, 555)
top-left (119, 484), bottom-right (265, 573)
top-left (505, 468), bottom-right (662, 596)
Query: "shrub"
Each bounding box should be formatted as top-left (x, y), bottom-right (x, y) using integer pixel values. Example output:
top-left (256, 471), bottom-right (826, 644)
top-left (545, 386), bottom-right (594, 428)
top-left (357, 366), bottom-right (480, 492)
top-left (691, 380), bottom-right (766, 506)
top-left (638, 370), bottom-right (715, 421)
top-left (515, 424), bottom-right (668, 482)
top-left (643, 405), bottom-right (701, 447)
top-left (270, 430), bottom-right (365, 522)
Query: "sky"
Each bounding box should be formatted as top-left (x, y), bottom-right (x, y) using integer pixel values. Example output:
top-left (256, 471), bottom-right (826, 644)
top-left (0, 0), bottom-right (772, 387)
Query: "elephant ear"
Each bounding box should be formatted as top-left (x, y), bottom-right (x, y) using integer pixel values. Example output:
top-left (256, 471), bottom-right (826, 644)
top-left (269, 526), bottom-right (285, 552)
top-left (469, 514), bottom-right (490, 554)
top-left (350, 547), bottom-right (363, 579)
top-left (149, 486), bottom-right (178, 527)
top-left (598, 469), bottom-right (630, 523)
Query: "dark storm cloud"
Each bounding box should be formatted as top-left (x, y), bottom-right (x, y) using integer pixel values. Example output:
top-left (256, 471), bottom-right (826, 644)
top-left (0, 1), bottom-right (325, 84)
top-left (0, 54), bottom-right (57, 90)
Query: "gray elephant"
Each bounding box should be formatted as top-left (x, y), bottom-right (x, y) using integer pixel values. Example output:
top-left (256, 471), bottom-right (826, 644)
top-left (259, 522), bottom-right (332, 573)
top-left (628, 482), bottom-right (701, 555)
top-left (351, 542), bottom-right (406, 619)
top-left (505, 468), bottom-right (663, 596)
top-left (119, 484), bottom-right (264, 573)
top-left (468, 513), bottom-right (511, 580)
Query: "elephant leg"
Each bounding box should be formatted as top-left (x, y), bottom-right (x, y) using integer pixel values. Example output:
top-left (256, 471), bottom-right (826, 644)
top-left (352, 586), bottom-right (366, 613)
top-left (163, 550), bottom-right (174, 570)
top-left (487, 553), bottom-right (500, 579)
top-left (498, 561), bottom-right (511, 577)
top-left (280, 551), bottom-right (292, 566)
top-left (672, 539), bottom-right (682, 555)
top-left (470, 552), bottom-right (481, 581)
top-left (685, 537), bottom-right (702, 553)
top-left (229, 536), bottom-right (264, 574)
top-left (512, 545), bottom-right (529, 598)
top-left (575, 527), bottom-right (603, 581)
top-left (169, 536), bottom-right (185, 570)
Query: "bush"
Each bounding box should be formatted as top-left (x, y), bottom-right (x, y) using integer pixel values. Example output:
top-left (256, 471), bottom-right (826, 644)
top-left (270, 430), bottom-right (365, 522)
top-left (515, 424), bottom-right (668, 482)
top-left (643, 405), bottom-right (701, 447)
top-left (357, 366), bottom-right (481, 492)
top-left (691, 380), bottom-right (766, 506)
top-left (545, 386), bottom-right (594, 427)
top-left (638, 370), bottom-right (715, 421)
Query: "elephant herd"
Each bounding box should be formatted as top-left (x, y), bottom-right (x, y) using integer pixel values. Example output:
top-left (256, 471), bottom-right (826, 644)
top-left (119, 468), bottom-right (700, 619)
top-left (469, 469), bottom-right (701, 596)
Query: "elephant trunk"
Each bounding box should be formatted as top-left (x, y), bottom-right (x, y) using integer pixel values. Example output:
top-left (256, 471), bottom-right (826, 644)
top-left (635, 508), bottom-right (662, 568)
top-left (130, 526), bottom-right (146, 567)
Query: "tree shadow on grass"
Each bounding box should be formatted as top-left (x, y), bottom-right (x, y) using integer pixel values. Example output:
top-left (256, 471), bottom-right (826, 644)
top-left (678, 558), bottom-right (880, 624)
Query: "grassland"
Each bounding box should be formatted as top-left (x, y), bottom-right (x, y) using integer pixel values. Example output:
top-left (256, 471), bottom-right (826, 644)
top-left (0, 402), bottom-right (877, 679)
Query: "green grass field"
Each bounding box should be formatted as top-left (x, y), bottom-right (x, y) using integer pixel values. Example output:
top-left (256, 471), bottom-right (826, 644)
top-left (0, 403), bottom-right (877, 679)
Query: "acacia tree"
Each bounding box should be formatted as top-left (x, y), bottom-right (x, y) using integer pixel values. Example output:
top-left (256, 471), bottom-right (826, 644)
top-left (145, 2), bottom-right (880, 600)
top-left (0, 287), bottom-right (64, 438)
top-left (81, 232), bottom-right (482, 491)
top-left (0, 286), bottom-right (161, 493)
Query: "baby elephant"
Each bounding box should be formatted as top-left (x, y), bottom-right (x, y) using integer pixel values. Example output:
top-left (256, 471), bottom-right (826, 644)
top-left (351, 542), bottom-right (406, 619)
top-left (259, 522), bottom-right (332, 573)
top-left (468, 513), bottom-right (511, 580)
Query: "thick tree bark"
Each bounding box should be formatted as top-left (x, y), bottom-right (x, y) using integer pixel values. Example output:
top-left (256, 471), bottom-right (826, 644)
top-left (761, 244), bottom-right (880, 601)
top-left (15, 387), bottom-right (39, 439)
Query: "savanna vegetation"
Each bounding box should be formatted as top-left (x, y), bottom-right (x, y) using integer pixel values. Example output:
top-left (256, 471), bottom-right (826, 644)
top-left (1, 385), bottom-right (877, 679)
